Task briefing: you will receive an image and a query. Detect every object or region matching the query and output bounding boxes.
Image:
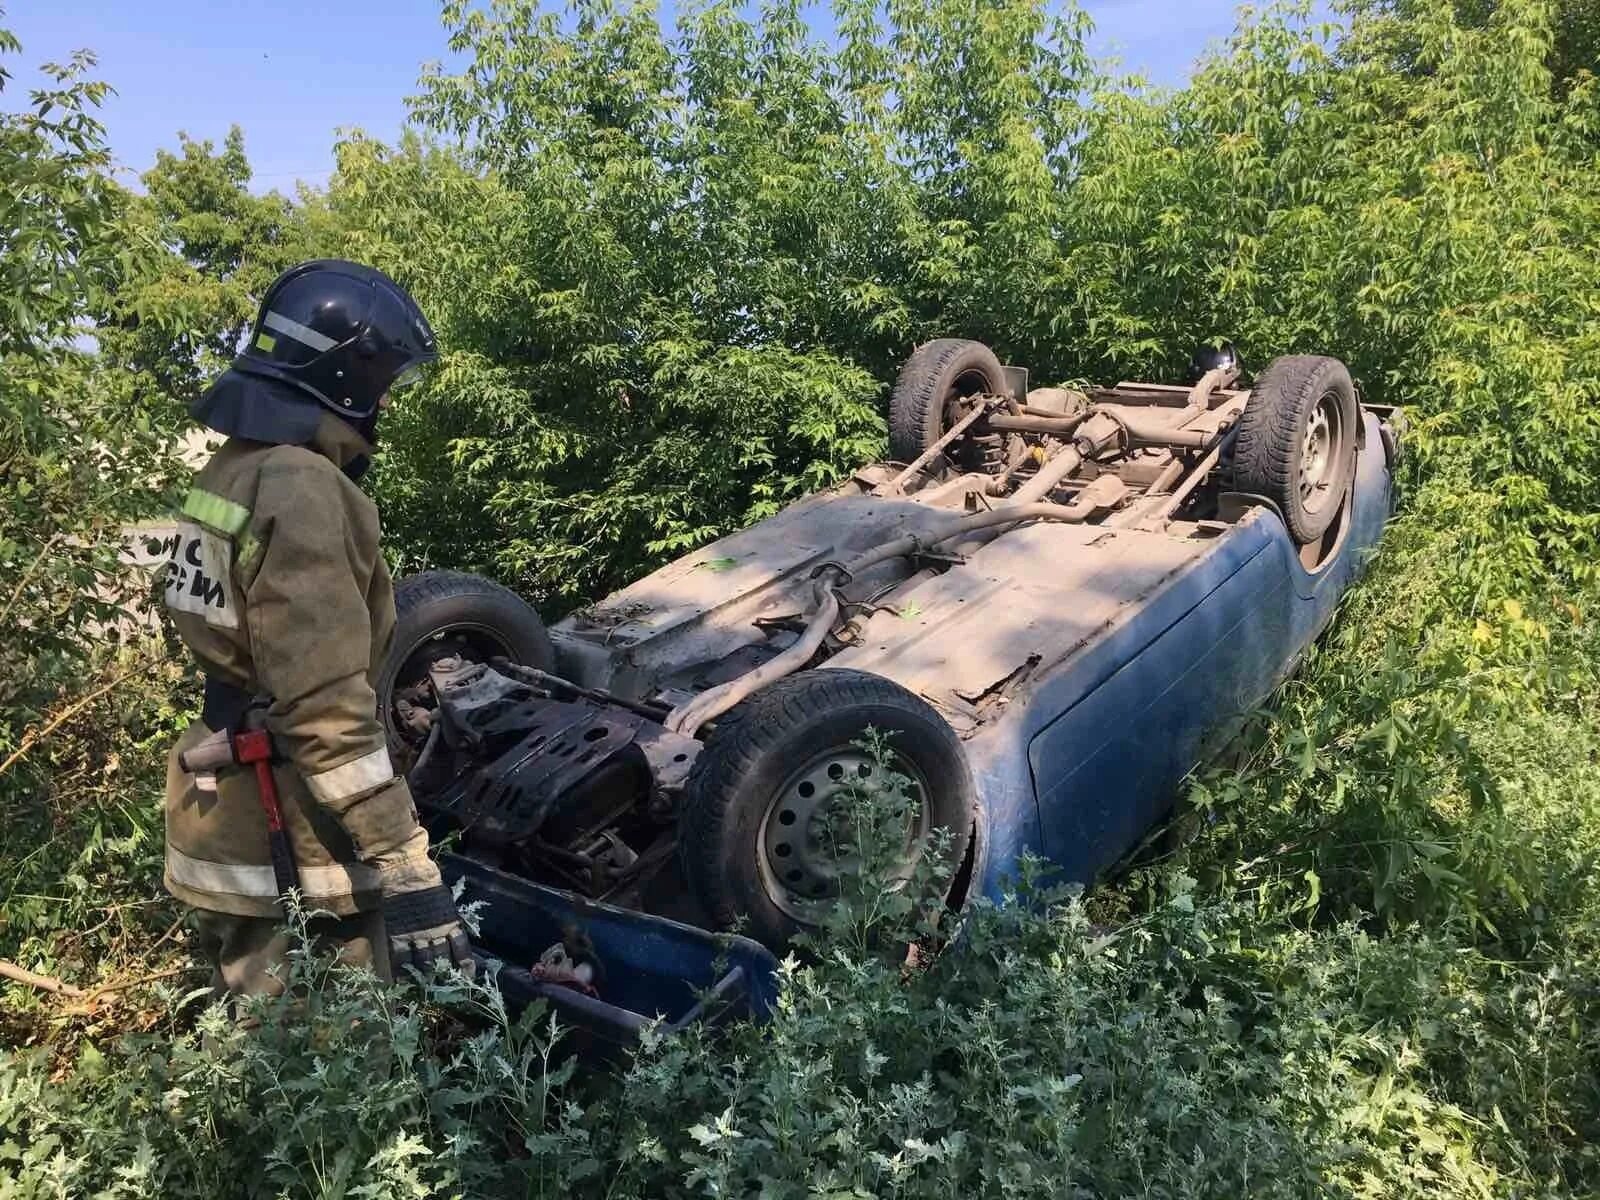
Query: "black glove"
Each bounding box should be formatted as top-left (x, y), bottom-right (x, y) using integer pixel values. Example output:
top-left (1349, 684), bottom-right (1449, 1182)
top-left (382, 880), bottom-right (476, 980)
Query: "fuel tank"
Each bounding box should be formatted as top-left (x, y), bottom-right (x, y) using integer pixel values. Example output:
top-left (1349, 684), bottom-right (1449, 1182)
top-left (548, 487), bottom-right (956, 699)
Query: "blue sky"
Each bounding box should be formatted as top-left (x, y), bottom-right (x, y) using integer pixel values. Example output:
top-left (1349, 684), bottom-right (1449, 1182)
top-left (5, 1), bottom-right (1259, 192)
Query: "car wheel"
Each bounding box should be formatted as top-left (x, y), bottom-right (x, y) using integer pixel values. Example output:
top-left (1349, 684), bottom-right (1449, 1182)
top-left (1230, 355), bottom-right (1359, 545)
top-left (679, 668), bottom-right (977, 950)
top-left (377, 570), bottom-right (555, 768)
top-left (888, 338), bottom-right (1008, 464)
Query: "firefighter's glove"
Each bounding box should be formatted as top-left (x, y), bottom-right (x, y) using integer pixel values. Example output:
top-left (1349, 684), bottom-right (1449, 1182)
top-left (339, 783), bottom-right (474, 979)
top-left (383, 882), bottom-right (476, 980)
top-left (375, 835), bottom-right (476, 981)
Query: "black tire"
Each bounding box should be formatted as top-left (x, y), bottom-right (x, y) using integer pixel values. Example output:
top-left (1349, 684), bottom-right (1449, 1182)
top-left (888, 338), bottom-right (1007, 464)
top-left (680, 668), bottom-right (977, 950)
top-left (1231, 355), bottom-right (1358, 545)
top-left (378, 570), bottom-right (555, 761)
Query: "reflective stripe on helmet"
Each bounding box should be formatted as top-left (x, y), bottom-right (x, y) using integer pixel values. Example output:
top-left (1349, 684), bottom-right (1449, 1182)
top-left (181, 487), bottom-right (251, 536)
top-left (263, 309), bottom-right (340, 353)
top-left (304, 746), bottom-right (396, 805)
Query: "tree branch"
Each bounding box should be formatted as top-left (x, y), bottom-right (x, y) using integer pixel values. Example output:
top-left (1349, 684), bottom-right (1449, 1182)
top-left (0, 665), bottom-right (141, 780)
top-left (0, 959), bottom-right (83, 996)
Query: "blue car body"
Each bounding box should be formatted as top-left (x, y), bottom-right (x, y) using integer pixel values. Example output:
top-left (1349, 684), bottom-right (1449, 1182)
top-left (429, 397), bottom-right (1396, 1038)
top-left (950, 409), bottom-right (1393, 897)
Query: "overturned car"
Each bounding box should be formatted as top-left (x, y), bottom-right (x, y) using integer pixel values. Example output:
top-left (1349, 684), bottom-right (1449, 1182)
top-left (383, 340), bottom-right (1397, 1021)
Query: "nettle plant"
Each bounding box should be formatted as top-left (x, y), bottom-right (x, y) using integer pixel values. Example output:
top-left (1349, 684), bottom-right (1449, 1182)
top-left (6, 741), bottom-right (1546, 1200)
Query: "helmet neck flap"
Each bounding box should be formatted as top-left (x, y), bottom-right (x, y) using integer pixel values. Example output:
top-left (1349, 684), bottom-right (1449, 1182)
top-left (190, 371), bottom-right (377, 480)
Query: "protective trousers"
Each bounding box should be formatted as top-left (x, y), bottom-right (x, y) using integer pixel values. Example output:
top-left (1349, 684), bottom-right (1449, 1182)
top-left (191, 908), bottom-right (392, 998)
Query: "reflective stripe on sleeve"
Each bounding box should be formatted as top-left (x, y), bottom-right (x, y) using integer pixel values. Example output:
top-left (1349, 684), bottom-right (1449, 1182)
top-left (263, 309), bottom-right (338, 353)
top-left (180, 487), bottom-right (252, 536)
top-left (166, 845), bottom-right (380, 899)
top-left (303, 747), bottom-right (395, 805)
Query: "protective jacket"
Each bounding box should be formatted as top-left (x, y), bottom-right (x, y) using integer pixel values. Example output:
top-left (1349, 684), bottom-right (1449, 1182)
top-left (162, 411), bottom-right (421, 918)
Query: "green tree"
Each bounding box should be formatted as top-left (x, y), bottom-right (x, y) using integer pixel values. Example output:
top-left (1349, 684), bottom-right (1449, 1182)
top-left (0, 22), bottom-right (187, 984)
top-left (342, 2), bottom-right (896, 605)
top-left (91, 127), bottom-right (322, 424)
top-left (0, 29), bottom-right (163, 710)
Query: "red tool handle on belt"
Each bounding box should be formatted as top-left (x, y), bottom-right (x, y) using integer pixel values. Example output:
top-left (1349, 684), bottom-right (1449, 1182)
top-left (232, 729), bottom-right (299, 901)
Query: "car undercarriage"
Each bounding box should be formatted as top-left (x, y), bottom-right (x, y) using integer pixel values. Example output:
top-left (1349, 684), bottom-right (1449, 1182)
top-left (383, 341), bottom-right (1394, 953)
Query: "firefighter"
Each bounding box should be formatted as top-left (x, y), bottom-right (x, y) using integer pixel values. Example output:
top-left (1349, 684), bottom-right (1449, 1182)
top-left (162, 259), bottom-right (474, 995)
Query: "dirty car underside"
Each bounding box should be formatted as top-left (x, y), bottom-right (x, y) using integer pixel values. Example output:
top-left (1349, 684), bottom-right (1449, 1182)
top-left (386, 340), bottom-right (1396, 977)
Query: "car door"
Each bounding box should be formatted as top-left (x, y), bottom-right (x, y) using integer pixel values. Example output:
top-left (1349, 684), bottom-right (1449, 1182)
top-left (1027, 520), bottom-right (1299, 881)
top-left (1025, 412), bottom-right (1393, 882)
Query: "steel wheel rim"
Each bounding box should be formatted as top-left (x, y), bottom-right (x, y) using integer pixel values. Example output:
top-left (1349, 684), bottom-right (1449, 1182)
top-left (1299, 392), bottom-right (1343, 515)
top-left (755, 744), bottom-right (932, 923)
top-left (397, 622), bottom-right (514, 686)
top-left (388, 622), bottom-right (515, 750)
top-left (941, 366), bottom-right (999, 426)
